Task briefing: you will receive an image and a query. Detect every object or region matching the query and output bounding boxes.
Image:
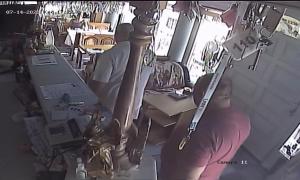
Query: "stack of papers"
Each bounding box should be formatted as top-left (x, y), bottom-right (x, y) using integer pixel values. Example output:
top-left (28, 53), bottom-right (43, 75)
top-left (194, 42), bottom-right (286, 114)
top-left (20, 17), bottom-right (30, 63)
top-left (32, 54), bottom-right (57, 66)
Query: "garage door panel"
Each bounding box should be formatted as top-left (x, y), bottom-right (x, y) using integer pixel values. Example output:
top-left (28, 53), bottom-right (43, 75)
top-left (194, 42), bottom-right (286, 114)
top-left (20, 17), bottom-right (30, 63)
top-left (260, 91), bottom-right (295, 119)
top-left (269, 66), bottom-right (300, 101)
top-left (264, 33), bottom-right (286, 58)
top-left (229, 30), bottom-right (300, 169)
top-left (232, 74), bottom-right (258, 97)
top-left (245, 112), bottom-right (276, 160)
top-left (231, 53), bottom-right (270, 77)
top-left (254, 104), bottom-right (282, 128)
top-left (280, 44), bottom-right (300, 71)
top-left (250, 111), bottom-right (277, 135)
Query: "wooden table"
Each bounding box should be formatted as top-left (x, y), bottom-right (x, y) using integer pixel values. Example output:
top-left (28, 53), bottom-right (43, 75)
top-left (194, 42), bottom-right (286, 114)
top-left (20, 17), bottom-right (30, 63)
top-left (143, 90), bottom-right (196, 144)
top-left (143, 91), bottom-right (196, 117)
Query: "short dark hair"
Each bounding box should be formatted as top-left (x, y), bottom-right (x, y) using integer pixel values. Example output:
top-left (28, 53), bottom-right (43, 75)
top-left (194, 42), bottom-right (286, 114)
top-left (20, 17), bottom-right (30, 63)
top-left (193, 73), bottom-right (232, 106)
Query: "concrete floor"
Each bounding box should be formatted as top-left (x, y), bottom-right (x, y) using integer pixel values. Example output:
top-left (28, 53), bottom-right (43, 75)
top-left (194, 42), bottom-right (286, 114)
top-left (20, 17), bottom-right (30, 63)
top-left (0, 73), bottom-right (35, 180)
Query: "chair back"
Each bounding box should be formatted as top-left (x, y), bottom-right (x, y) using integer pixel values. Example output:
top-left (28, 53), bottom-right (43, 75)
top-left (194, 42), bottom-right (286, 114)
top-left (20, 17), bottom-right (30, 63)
top-left (151, 61), bottom-right (185, 89)
top-left (99, 35), bottom-right (114, 45)
top-left (82, 34), bottom-right (114, 45)
top-left (83, 36), bottom-right (99, 45)
top-left (88, 22), bottom-right (110, 31)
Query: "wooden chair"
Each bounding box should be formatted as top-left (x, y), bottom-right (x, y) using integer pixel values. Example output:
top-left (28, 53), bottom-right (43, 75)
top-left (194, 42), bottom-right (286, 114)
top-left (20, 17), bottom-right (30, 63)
top-left (88, 22), bottom-right (110, 31)
top-left (71, 32), bottom-right (81, 62)
top-left (150, 61), bottom-right (186, 90)
top-left (83, 36), bottom-right (99, 45)
top-left (76, 34), bottom-right (99, 69)
top-left (76, 34), bottom-right (115, 69)
top-left (82, 34), bottom-right (115, 45)
top-left (99, 35), bottom-right (114, 45)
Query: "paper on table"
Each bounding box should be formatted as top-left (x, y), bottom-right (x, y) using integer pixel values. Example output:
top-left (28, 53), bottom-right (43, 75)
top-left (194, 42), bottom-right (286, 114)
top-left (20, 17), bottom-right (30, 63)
top-left (32, 54), bottom-right (57, 66)
top-left (40, 83), bottom-right (86, 100)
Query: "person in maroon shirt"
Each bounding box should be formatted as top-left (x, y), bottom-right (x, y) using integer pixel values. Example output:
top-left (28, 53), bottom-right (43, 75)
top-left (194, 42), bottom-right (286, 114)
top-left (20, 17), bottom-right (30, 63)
top-left (160, 73), bottom-right (251, 180)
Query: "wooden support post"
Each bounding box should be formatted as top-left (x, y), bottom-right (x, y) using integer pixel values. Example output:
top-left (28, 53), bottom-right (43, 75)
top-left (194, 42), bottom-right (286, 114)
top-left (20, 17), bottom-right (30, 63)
top-left (111, 1), bottom-right (160, 171)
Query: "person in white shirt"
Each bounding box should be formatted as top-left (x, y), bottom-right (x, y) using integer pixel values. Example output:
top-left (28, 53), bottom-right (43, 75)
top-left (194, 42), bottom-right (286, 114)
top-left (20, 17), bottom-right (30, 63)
top-left (88, 23), bottom-right (134, 114)
top-left (88, 22), bottom-right (156, 122)
top-left (87, 24), bottom-right (155, 160)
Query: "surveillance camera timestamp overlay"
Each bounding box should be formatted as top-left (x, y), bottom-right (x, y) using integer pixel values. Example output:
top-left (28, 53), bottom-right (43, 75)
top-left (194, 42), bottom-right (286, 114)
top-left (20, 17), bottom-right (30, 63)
top-left (5, 9), bottom-right (37, 15)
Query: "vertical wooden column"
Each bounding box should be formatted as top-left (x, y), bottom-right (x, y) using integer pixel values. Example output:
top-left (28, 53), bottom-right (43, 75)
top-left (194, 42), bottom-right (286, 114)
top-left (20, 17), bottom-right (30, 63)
top-left (111, 1), bottom-right (160, 171)
top-left (168, 12), bottom-right (195, 62)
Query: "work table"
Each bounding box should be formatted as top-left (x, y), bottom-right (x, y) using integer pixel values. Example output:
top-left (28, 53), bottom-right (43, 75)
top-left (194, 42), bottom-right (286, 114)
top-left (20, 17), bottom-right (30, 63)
top-left (26, 46), bottom-right (98, 123)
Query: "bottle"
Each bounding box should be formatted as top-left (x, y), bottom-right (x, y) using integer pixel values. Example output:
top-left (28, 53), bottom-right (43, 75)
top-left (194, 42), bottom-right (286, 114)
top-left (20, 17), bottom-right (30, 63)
top-left (45, 28), bottom-right (54, 46)
top-left (75, 158), bottom-right (87, 180)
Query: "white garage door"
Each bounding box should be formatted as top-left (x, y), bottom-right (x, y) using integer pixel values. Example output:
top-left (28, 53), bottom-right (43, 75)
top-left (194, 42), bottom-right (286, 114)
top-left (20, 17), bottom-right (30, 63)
top-left (226, 32), bottom-right (300, 170)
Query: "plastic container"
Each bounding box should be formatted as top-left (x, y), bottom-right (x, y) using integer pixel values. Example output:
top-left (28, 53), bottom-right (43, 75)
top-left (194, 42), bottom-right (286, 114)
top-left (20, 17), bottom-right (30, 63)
top-left (75, 158), bottom-right (87, 180)
top-left (45, 29), bottom-right (54, 46)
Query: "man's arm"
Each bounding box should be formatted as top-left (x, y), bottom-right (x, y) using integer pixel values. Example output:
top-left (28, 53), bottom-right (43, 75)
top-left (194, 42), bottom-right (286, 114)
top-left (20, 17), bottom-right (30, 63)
top-left (87, 54), bottom-right (113, 100)
top-left (87, 79), bottom-right (107, 99)
top-left (180, 129), bottom-right (213, 180)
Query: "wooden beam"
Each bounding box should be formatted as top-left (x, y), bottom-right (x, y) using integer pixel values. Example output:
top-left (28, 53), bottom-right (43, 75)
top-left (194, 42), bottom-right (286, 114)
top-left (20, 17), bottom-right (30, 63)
top-left (111, 1), bottom-right (160, 171)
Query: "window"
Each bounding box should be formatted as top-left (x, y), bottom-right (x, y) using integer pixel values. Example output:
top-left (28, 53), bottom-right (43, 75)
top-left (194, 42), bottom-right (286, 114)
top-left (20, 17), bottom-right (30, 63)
top-left (121, 2), bottom-right (135, 24)
top-left (154, 1), bottom-right (179, 56)
top-left (187, 15), bottom-right (230, 83)
top-left (276, 15), bottom-right (300, 39)
top-left (120, 1), bottom-right (179, 56)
